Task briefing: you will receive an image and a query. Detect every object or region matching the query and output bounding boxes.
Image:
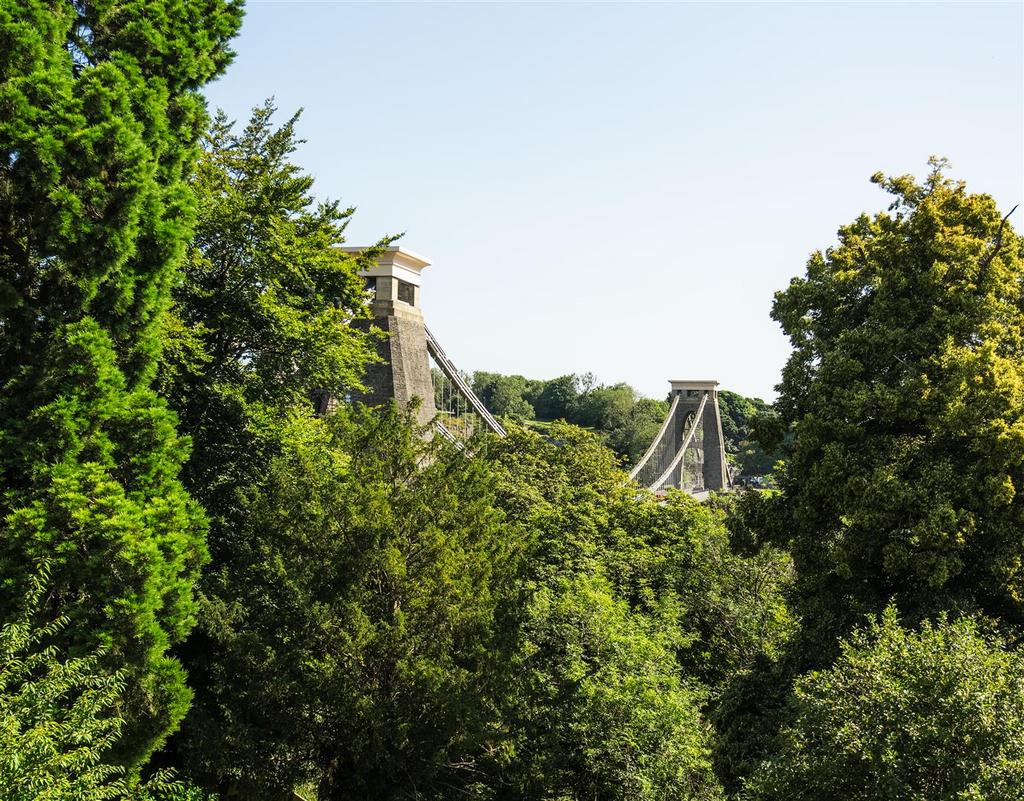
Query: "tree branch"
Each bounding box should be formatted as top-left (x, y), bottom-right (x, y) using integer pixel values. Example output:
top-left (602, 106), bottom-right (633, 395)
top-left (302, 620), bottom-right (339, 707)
top-left (979, 204), bottom-right (1019, 274)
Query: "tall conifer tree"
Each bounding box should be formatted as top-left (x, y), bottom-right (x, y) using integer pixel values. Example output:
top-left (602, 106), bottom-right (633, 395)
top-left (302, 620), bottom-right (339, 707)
top-left (0, 0), bottom-right (242, 767)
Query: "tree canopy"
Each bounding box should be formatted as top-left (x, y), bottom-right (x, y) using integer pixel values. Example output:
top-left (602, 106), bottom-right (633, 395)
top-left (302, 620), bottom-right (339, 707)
top-left (158, 101), bottom-right (380, 563)
top-left (748, 608), bottom-right (1024, 801)
top-left (0, 0), bottom-right (242, 768)
top-left (768, 159), bottom-right (1024, 656)
top-left (4, 9), bottom-right (1021, 797)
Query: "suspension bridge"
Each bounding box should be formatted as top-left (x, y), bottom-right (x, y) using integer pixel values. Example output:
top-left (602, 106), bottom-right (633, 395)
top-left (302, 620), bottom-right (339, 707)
top-left (340, 246), bottom-right (729, 497)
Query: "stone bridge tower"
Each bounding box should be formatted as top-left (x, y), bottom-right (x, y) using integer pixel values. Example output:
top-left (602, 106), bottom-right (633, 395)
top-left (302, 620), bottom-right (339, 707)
top-left (343, 246), bottom-right (436, 425)
top-left (671, 380), bottom-right (729, 491)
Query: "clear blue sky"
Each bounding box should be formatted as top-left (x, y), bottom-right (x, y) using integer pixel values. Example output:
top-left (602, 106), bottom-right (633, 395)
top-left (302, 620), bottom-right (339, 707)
top-left (205, 1), bottom-right (1023, 401)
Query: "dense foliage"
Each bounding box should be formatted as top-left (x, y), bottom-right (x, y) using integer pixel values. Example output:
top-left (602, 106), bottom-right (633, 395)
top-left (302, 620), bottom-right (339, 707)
top-left (152, 103), bottom-right (384, 793)
top-left (174, 406), bottom-right (514, 800)
top-left (718, 162), bottom-right (1024, 795)
top-left (472, 424), bottom-right (793, 800)
top-left (471, 373), bottom-right (778, 477)
top-left (159, 101), bottom-right (380, 556)
top-left (4, 6), bottom-right (1021, 797)
top-left (0, 0), bottom-right (242, 767)
top-left (158, 121), bottom-right (795, 796)
top-left (748, 608), bottom-right (1024, 801)
top-left (767, 159), bottom-right (1024, 657)
top-left (169, 390), bottom-right (786, 799)
top-left (717, 391), bottom-right (781, 478)
top-left (1, 592), bottom-right (124, 799)
top-left (0, 573), bottom-right (215, 801)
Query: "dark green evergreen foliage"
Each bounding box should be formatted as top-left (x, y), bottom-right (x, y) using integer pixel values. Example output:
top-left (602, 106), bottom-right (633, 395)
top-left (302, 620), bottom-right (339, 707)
top-left (710, 651), bottom-right (796, 799)
top-left (747, 609), bottom-right (1024, 801)
top-left (0, 0), bottom-right (242, 767)
top-left (768, 160), bottom-right (1024, 656)
top-left (176, 405), bottom-right (519, 800)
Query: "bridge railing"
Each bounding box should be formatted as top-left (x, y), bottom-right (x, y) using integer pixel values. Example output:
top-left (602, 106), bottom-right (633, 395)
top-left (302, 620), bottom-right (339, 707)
top-left (650, 391), bottom-right (707, 491)
top-left (628, 390), bottom-right (711, 493)
top-left (425, 325), bottom-right (507, 439)
top-left (629, 392), bottom-right (681, 484)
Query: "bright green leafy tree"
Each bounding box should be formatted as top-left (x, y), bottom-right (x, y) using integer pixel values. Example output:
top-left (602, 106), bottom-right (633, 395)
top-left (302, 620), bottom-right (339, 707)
top-left (478, 423), bottom-right (792, 800)
top-left (0, 0), bottom-right (242, 767)
top-left (769, 159), bottom-right (1024, 656)
top-left (487, 572), bottom-right (723, 801)
top-left (1, 594), bottom-right (124, 800)
top-left (605, 395), bottom-right (670, 465)
top-left (747, 608), bottom-right (1024, 801)
top-left (0, 571), bottom-right (217, 801)
top-left (159, 101), bottom-right (380, 560)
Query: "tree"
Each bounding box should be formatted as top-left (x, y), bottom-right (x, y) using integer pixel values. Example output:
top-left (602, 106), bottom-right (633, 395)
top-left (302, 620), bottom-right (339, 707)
top-left (615, 494), bottom-right (796, 693)
top-left (532, 374), bottom-right (581, 420)
top-left (479, 423), bottom-right (792, 799)
top-left (491, 380), bottom-right (535, 421)
top-left (606, 396), bottom-right (668, 466)
top-left (472, 372), bottom-right (535, 421)
top-left (0, 0), bottom-right (242, 767)
top-left (155, 103), bottom-right (389, 794)
top-left (0, 571), bottom-right (217, 801)
top-left (768, 159), bottom-right (1024, 657)
top-left (747, 608), bottom-right (1024, 801)
top-left (717, 391), bottom-right (780, 478)
top-left (0, 596), bottom-right (124, 800)
top-left (175, 405), bottom-right (520, 801)
top-left (573, 383), bottom-right (635, 430)
top-left (486, 574), bottom-right (723, 801)
top-left (159, 102), bottom-right (380, 558)
top-left (471, 372), bottom-right (502, 409)
top-left (478, 425), bottom-right (725, 800)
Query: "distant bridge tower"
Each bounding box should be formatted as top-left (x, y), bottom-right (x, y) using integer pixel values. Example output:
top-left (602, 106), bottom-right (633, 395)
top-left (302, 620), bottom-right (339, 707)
top-left (671, 381), bottom-right (729, 491)
top-left (340, 246), bottom-right (505, 441)
top-left (629, 380), bottom-right (730, 495)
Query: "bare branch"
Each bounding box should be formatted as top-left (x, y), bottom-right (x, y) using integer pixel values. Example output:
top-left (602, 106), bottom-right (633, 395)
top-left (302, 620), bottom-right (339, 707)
top-left (979, 203), bottom-right (1019, 274)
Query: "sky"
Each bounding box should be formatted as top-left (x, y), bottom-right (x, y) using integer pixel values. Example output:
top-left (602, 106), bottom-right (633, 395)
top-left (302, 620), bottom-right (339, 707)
top-left (205, 0), bottom-right (1023, 401)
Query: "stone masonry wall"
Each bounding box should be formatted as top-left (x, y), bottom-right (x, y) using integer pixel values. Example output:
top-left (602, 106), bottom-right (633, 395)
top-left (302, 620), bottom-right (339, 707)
top-left (352, 312), bottom-right (436, 426)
